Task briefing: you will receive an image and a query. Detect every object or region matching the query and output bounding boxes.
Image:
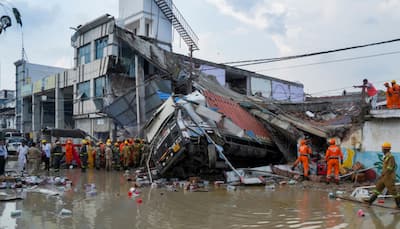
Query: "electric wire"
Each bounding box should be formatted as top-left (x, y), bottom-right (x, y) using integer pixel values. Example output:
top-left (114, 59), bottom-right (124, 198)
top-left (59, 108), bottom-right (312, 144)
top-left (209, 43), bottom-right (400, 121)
top-left (254, 50), bottom-right (400, 73)
top-left (222, 37), bottom-right (400, 67)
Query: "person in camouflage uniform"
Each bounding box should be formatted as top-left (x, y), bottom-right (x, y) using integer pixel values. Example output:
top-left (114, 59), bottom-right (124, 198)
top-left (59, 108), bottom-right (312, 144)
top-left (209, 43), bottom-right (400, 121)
top-left (112, 142), bottom-right (121, 170)
top-left (122, 140), bottom-right (131, 170)
top-left (366, 142), bottom-right (400, 208)
top-left (79, 140), bottom-right (89, 172)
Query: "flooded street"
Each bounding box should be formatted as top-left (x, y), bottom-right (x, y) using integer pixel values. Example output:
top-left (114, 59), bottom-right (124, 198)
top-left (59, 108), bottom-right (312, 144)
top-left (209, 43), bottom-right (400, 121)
top-left (1, 169), bottom-right (400, 229)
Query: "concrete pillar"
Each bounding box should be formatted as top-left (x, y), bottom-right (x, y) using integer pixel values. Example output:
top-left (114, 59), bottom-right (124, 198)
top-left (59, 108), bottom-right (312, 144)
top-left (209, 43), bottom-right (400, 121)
top-left (32, 95), bottom-right (41, 132)
top-left (139, 17), bottom-right (146, 36)
top-left (22, 98), bottom-right (29, 132)
top-left (91, 40), bottom-right (95, 63)
top-left (246, 76), bottom-right (251, 96)
top-left (55, 75), bottom-right (65, 128)
top-left (73, 83), bottom-right (78, 116)
top-left (135, 55), bottom-right (145, 137)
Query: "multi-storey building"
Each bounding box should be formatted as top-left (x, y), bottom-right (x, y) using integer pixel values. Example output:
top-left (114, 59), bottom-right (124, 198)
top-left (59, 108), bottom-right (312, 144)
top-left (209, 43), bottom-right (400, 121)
top-left (14, 1), bottom-right (304, 141)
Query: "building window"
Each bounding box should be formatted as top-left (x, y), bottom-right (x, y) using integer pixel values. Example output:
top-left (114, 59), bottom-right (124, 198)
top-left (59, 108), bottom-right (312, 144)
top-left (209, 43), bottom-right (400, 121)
top-left (78, 43), bottom-right (91, 65)
top-left (95, 77), bottom-right (106, 97)
top-left (95, 37), bottom-right (108, 60)
top-left (145, 23), bottom-right (150, 37)
top-left (77, 81), bottom-right (90, 100)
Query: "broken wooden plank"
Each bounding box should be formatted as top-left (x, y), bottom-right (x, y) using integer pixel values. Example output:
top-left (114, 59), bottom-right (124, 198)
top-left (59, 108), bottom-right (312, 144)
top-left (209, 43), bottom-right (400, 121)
top-left (337, 195), bottom-right (400, 211)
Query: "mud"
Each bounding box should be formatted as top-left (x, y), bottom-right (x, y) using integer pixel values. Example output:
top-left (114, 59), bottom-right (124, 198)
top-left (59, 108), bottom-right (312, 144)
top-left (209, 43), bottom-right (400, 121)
top-left (0, 169), bottom-right (399, 228)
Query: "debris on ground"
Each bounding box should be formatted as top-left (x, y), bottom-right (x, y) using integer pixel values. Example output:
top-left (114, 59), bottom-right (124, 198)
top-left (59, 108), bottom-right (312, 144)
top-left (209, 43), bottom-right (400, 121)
top-left (59, 208), bottom-right (72, 217)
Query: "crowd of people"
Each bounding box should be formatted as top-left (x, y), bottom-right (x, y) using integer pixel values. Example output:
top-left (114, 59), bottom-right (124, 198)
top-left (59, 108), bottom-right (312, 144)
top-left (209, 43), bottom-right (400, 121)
top-left (75, 138), bottom-right (146, 173)
top-left (0, 137), bottom-right (147, 176)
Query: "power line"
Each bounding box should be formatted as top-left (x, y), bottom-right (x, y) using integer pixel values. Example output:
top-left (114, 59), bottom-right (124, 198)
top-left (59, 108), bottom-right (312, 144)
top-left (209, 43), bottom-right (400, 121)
top-left (221, 37), bottom-right (400, 67)
top-left (254, 50), bottom-right (400, 73)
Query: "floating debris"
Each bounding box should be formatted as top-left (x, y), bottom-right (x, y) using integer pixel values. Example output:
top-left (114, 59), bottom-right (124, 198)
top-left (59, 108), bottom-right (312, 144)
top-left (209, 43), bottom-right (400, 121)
top-left (10, 210), bottom-right (22, 218)
top-left (357, 209), bottom-right (365, 217)
top-left (226, 185), bottom-right (237, 191)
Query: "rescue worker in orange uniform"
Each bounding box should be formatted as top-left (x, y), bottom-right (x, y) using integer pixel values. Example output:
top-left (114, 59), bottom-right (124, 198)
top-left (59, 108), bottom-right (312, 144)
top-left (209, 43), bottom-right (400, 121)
top-left (391, 80), bottom-right (400, 108)
top-left (291, 139), bottom-right (312, 180)
top-left (65, 139), bottom-right (74, 168)
top-left (384, 82), bottom-right (394, 109)
top-left (365, 142), bottom-right (400, 208)
top-left (325, 138), bottom-right (343, 185)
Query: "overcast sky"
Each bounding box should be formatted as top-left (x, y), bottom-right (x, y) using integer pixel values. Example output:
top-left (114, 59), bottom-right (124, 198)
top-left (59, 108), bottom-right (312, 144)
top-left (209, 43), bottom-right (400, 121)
top-left (1, 0), bottom-right (400, 96)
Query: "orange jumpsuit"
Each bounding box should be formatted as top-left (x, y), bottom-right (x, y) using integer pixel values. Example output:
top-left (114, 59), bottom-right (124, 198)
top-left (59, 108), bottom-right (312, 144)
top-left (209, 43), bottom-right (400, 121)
top-left (293, 142), bottom-right (312, 177)
top-left (65, 142), bottom-right (73, 166)
top-left (325, 145), bottom-right (343, 181)
top-left (392, 83), bottom-right (400, 108)
top-left (385, 86), bottom-right (394, 109)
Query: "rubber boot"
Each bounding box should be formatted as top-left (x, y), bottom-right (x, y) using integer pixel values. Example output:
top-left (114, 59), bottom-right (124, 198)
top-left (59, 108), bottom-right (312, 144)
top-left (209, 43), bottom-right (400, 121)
top-left (335, 179), bottom-right (340, 185)
top-left (395, 198), bottom-right (400, 209)
top-left (366, 194), bottom-right (378, 206)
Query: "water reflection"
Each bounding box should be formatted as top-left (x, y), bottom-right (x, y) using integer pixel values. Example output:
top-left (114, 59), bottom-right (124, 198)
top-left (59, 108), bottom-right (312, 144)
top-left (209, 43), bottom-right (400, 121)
top-left (0, 170), bottom-right (399, 228)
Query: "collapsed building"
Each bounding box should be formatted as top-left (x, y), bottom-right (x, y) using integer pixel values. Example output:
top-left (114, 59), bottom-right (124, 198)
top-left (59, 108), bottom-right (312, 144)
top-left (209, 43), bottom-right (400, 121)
top-left (102, 25), bottom-right (372, 179)
top-left (103, 22), bottom-right (305, 178)
top-left (14, 1), bottom-right (392, 180)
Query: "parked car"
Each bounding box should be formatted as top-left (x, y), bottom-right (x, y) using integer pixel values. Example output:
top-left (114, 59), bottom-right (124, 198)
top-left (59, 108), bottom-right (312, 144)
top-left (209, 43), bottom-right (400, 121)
top-left (6, 137), bottom-right (26, 155)
top-left (4, 132), bottom-right (23, 139)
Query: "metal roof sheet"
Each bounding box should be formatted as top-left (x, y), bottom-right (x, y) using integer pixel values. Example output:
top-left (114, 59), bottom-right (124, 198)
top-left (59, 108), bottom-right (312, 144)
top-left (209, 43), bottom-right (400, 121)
top-left (203, 90), bottom-right (270, 139)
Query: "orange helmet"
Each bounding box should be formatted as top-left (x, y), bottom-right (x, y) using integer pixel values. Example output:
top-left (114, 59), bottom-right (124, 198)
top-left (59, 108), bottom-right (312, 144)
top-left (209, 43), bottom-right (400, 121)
top-left (382, 142), bottom-right (391, 149)
top-left (329, 138), bottom-right (336, 145)
top-left (300, 139), bottom-right (306, 145)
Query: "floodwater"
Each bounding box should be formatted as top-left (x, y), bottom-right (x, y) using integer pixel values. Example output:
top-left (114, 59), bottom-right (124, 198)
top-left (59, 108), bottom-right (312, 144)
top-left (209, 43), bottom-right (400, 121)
top-left (1, 169), bottom-right (400, 229)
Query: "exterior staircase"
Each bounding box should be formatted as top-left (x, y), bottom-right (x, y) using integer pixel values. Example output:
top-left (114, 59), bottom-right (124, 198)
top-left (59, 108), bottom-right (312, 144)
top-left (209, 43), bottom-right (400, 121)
top-left (154, 0), bottom-right (199, 51)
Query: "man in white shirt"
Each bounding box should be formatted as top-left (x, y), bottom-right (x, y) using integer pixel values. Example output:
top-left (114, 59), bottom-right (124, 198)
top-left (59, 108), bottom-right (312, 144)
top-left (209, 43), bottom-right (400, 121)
top-left (41, 140), bottom-right (51, 171)
top-left (17, 140), bottom-right (29, 174)
top-left (0, 139), bottom-right (8, 175)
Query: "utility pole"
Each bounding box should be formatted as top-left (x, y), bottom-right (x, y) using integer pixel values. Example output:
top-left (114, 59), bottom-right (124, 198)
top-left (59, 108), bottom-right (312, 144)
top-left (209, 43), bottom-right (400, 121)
top-left (187, 45), bottom-right (193, 94)
top-left (135, 55), bottom-right (145, 138)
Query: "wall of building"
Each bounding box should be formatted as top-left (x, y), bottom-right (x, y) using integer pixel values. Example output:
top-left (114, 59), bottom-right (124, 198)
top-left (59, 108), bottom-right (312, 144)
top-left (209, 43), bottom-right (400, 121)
top-left (250, 76), bottom-right (304, 102)
top-left (72, 20), bottom-right (117, 67)
top-left (14, 60), bottom-right (65, 132)
top-left (362, 119), bottom-right (400, 152)
top-left (338, 117), bottom-right (400, 179)
top-left (119, 0), bottom-right (172, 50)
top-left (119, 0), bottom-right (144, 19)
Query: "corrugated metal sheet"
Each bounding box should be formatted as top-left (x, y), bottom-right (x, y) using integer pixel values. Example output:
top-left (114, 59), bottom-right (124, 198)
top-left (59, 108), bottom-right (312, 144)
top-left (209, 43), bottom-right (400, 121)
top-left (145, 97), bottom-right (176, 142)
top-left (203, 90), bottom-right (270, 139)
top-left (102, 80), bottom-right (167, 129)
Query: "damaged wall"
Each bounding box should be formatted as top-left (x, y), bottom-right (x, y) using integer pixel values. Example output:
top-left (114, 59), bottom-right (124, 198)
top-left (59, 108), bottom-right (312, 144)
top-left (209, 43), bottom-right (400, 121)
top-left (362, 119), bottom-right (400, 152)
top-left (340, 128), bottom-right (362, 151)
